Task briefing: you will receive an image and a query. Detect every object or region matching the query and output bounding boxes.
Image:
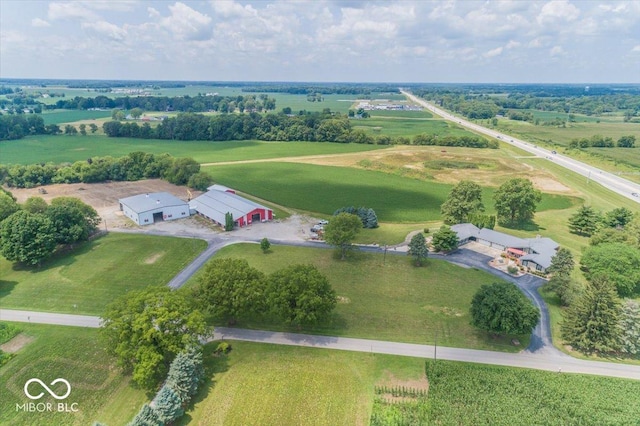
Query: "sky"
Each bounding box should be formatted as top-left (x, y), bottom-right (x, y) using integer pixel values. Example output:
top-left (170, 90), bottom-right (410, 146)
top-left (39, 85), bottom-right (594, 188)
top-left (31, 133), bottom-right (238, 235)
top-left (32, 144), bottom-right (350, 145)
top-left (0, 0), bottom-right (639, 83)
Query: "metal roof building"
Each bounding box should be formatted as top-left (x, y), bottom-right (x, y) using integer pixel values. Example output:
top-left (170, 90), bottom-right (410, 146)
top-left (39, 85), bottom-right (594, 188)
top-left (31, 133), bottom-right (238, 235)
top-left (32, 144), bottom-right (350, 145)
top-left (451, 223), bottom-right (559, 272)
top-left (118, 192), bottom-right (190, 226)
top-left (189, 188), bottom-right (273, 228)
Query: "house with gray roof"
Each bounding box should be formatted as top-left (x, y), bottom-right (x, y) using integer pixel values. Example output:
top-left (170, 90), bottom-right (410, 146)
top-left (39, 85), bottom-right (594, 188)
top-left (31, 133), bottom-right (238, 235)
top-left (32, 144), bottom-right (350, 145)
top-left (450, 223), bottom-right (559, 273)
top-left (119, 192), bottom-right (190, 226)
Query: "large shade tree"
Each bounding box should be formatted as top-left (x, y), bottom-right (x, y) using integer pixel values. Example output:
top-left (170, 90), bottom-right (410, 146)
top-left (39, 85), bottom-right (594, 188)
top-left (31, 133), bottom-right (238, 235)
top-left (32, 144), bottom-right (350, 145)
top-left (440, 180), bottom-right (484, 224)
top-left (493, 178), bottom-right (541, 225)
top-left (101, 287), bottom-right (209, 391)
top-left (580, 243), bottom-right (640, 297)
top-left (324, 212), bottom-right (362, 260)
top-left (470, 282), bottom-right (540, 335)
top-left (0, 210), bottom-right (56, 266)
top-left (267, 264), bottom-right (337, 326)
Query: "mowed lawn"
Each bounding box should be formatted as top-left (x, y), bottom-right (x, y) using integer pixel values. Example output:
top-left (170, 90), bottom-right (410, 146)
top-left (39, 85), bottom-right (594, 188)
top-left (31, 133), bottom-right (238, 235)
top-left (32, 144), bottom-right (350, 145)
top-left (0, 136), bottom-right (386, 165)
top-left (203, 162), bottom-right (579, 222)
top-left (353, 117), bottom-right (477, 137)
top-left (183, 341), bottom-right (426, 426)
top-left (0, 233), bottom-right (206, 315)
top-left (0, 324), bottom-right (147, 426)
top-left (200, 244), bottom-right (528, 351)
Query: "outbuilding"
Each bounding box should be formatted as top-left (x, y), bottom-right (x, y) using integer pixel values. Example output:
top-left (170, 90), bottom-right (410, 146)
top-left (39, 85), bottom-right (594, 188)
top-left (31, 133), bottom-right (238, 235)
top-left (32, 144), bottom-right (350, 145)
top-left (119, 192), bottom-right (190, 226)
top-left (190, 188), bottom-right (273, 228)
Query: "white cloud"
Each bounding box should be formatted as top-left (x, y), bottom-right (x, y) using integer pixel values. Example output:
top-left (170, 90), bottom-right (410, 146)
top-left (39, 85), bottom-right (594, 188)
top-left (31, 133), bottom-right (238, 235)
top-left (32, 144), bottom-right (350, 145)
top-left (31, 18), bottom-right (50, 28)
top-left (158, 2), bottom-right (213, 41)
top-left (148, 7), bottom-right (160, 18)
top-left (537, 0), bottom-right (580, 25)
top-left (550, 45), bottom-right (565, 56)
top-left (48, 2), bottom-right (98, 21)
top-left (505, 40), bottom-right (521, 49)
top-left (485, 46), bottom-right (504, 58)
top-left (81, 21), bottom-right (127, 41)
top-left (631, 45), bottom-right (640, 52)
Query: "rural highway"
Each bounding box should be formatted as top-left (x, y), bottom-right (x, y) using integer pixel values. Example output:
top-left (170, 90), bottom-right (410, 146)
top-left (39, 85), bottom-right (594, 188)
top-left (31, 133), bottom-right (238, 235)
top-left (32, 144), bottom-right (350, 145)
top-left (2, 308), bottom-right (640, 381)
top-left (401, 90), bottom-right (640, 203)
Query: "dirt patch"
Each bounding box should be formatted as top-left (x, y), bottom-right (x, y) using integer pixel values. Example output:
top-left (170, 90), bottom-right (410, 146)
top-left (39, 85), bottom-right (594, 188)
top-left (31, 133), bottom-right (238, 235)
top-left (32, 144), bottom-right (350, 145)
top-left (6, 179), bottom-right (202, 229)
top-left (0, 334), bottom-right (34, 353)
top-left (376, 371), bottom-right (429, 403)
top-left (144, 252), bottom-right (165, 264)
top-left (337, 296), bottom-right (351, 304)
top-left (530, 176), bottom-right (572, 193)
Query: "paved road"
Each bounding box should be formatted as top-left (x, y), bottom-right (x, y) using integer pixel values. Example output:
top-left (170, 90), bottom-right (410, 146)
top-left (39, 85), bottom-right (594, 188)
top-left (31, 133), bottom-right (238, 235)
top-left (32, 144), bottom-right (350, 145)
top-left (401, 90), bottom-right (640, 203)
top-left (2, 308), bottom-right (638, 380)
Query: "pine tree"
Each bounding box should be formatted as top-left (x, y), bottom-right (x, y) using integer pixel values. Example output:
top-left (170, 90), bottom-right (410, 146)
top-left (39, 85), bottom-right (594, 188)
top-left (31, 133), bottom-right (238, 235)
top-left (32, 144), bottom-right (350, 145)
top-left (154, 385), bottom-right (184, 423)
top-left (224, 212), bottom-right (234, 231)
top-left (617, 300), bottom-right (640, 355)
top-left (561, 276), bottom-right (621, 354)
top-left (407, 232), bottom-right (428, 266)
top-left (127, 404), bottom-right (161, 426)
top-left (547, 248), bottom-right (574, 277)
top-left (165, 346), bottom-right (204, 404)
top-left (568, 206), bottom-right (602, 236)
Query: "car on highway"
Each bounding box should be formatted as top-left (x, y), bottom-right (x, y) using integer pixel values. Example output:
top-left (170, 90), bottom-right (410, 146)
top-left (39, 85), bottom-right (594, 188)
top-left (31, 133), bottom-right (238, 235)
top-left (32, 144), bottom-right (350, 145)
top-left (551, 150), bottom-right (557, 154)
top-left (632, 193), bottom-right (639, 197)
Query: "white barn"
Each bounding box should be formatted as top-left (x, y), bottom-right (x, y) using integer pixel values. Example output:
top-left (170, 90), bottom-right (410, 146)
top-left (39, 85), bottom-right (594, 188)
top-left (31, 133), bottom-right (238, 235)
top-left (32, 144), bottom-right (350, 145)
top-left (119, 192), bottom-right (190, 226)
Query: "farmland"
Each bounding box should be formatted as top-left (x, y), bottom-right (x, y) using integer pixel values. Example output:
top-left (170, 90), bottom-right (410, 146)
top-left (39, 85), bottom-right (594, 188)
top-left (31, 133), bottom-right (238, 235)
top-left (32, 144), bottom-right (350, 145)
top-left (41, 109), bottom-right (112, 125)
top-left (203, 161), bottom-right (579, 223)
top-left (195, 243), bottom-right (529, 351)
top-left (0, 135), bottom-right (386, 165)
top-left (0, 324), bottom-right (147, 426)
top-left (352, 116), bottom-right (476, 137)
top-left (0, 233), bottom-right (206, 315)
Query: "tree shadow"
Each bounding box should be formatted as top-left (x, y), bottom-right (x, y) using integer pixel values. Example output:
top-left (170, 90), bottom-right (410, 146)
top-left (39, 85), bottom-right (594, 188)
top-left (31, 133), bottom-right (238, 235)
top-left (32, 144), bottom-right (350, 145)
top-left (499, 220), bottom-right (545, 232)
top-left (0, 280), bottom-right (18, 301)
top-left (178, 343), bottom-right (231, 425)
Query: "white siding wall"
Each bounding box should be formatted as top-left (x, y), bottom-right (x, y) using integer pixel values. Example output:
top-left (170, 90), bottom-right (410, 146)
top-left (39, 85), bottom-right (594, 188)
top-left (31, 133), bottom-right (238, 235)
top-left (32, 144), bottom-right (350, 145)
top-left (122, 204), bottom-right (189, 226)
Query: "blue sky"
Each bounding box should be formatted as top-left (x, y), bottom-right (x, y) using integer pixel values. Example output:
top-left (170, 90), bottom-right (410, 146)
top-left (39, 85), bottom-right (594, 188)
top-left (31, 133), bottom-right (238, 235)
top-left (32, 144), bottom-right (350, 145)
top-left (1, 0), bottom-right (639, 83)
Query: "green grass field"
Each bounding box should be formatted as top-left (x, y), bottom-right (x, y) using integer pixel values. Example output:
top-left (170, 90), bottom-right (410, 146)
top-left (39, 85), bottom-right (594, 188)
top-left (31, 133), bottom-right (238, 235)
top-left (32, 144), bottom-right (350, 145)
top-left (0, 324), bottom-right (147, 426)
top-left (0, 135), bottom-right (386, 165)
top-left (353, 117), bottom-right (477, 137)
top-left (0, 233), bottom-right (206, 315)
top-left (183, 341), bottom-right (426, 426)
top-left (203, 162), bottom-right (579, 223)
top-left (193, 243), bottom-right (528, 351)
top-left (41, 110), bottom-right (113, 125)
top-left (368, 109), bottom-right (433, 119)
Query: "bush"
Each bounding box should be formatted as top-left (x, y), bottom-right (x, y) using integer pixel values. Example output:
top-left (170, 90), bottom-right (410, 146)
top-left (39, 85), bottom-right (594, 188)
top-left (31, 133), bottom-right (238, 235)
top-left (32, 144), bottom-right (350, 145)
top-left (215, 341), bottom-right (232, 355)
top-left (507, 265), bottom-right (519, 275)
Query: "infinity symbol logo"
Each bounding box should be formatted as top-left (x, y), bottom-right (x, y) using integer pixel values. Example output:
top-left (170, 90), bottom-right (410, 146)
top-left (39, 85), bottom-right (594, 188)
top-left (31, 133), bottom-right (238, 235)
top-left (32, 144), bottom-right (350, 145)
top-left (24, 378), bottom-right (71, 400)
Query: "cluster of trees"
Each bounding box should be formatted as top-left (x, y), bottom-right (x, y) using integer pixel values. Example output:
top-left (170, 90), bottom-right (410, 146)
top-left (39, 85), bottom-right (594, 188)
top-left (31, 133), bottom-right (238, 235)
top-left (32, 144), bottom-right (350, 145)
top-left (193, 258), bottom-right (337, 327)
top-left (0, 114), bottom-right (55, 140)
top-left (324, 212), bottom-right (363, 260)
top-left (568, 135), bottom-right (636, 149)
top-left (101, 287), bottom-right (210, 391)
top-left (412, 133), bottom-right (498, 149)
top-left (470, 282), bottom-right (540, 336)
top-left (568, 206), bottom-right (635, 237)
top-left (333, 206), bottom-right (378, 229)
top-left (127, 347), bottom-right (204, 426)
top-left (441, 178), bottom-right (538, 227)
top-left (50, 93), bottom-right (277, 114)
top-left (0, 194), bottom-right (100, 266)
top-left (239, 84), bottom-right (400, 95)
top-left (1, 152), bottom-right (211, 190)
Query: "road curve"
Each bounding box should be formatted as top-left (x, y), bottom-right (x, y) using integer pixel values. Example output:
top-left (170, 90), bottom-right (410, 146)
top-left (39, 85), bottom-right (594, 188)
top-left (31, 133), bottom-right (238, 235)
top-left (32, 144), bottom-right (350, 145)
top-left (1, 309), bottom-right (638, 381)
top-left (401, 90), bottom-right (640, 203)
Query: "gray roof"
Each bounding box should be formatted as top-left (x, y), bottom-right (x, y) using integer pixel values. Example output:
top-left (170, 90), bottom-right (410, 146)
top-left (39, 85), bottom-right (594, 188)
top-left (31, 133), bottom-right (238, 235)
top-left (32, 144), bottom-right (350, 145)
top-left (207, 184), bottom-right (233, 192)
top-left (477, 228), bottom-right (528, 248)
top-left (119, 192), bottom-right (188, 213)
top-left (189, 190), bottom-right (271, 224)
top-left (450, 223), bottom-right (479, 241)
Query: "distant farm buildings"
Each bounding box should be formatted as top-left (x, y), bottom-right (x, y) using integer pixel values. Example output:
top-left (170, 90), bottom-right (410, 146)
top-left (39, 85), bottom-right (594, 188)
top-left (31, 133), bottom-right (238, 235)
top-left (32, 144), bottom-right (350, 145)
top-left (119, 192), bottom-right (190, 226)
top-left (189, 185), bottom-right (273, 228)
top-left (451, 223), bottom-right (559, 273)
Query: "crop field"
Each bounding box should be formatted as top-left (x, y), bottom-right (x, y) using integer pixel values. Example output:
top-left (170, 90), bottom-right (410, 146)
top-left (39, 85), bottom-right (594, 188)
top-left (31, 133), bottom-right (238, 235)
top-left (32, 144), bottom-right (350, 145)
top-left (0, 135), bottom-right (386, 165)
top-left (353, 117), bottom-right (476, 138)
top-left (198, 243), bottom-right (528, 351)
top-left (203, 162), bottom-right (579, 223)
top-left (368, 109), bottom-right (433, 119)
top-left (184, 341), bottom-right (426, 426)
top-left (0, 233), bottom-right (206, 315)
top-left (371, 360), bottom-right (640, 425)
top-left (41, 110), bottom-right (113, 125)
top-left (0, 324), bottom-right (146, 426)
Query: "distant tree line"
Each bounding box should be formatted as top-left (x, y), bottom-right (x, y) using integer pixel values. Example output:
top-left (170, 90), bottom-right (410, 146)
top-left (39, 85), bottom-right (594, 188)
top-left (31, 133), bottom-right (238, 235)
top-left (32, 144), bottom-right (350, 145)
top-left (0, 151), bottom-right (211, 190)
top-left (102, 110), bottom-right (496, 148)
top-left (568, 135), bottom-right (635, 149)
top-left (0, 114), bottom-right (55, 140)
top-left (240, 84), bottom-right (401, 95)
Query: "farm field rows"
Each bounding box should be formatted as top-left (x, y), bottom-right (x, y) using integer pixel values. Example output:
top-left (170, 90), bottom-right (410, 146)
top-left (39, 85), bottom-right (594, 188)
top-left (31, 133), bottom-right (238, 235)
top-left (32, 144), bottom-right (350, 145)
top-left (0, 324), bottom-right (146, 426)
top-left (0, 136), bottom-right (386, 165)
top-left (0, 233), bottom-right (206, 315)
top-left (196, 243), bottom-right (528, 351)
top-left (353, 116), bottom-right (476, 137)
top-left (203, 161), bottom-right (579, 223)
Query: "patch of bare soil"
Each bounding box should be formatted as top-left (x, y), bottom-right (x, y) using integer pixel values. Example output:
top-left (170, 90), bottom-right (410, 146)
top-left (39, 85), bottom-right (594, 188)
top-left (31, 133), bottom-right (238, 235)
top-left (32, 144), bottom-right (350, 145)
top-left (376, 371), bottom-right (429, 403)
top-left (144, 252), bottom-right (165, 264)
top-left (0, 334), bottom-right (34, 353)
top-left (530, 176), bottom-right (572, 193)
top-left (6, 179), bottom-right (202, 229)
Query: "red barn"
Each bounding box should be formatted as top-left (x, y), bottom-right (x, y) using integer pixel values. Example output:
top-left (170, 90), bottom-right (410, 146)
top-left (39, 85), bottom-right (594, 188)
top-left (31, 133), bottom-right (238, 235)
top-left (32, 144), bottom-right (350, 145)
top-left (189, 187), bottom-right (273, 228)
